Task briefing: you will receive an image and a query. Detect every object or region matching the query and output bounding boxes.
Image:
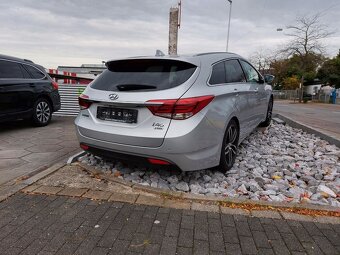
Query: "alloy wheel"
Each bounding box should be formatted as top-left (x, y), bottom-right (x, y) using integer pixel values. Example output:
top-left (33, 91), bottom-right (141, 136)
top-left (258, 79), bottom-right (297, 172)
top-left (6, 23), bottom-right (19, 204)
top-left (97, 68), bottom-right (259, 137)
top-left (224, 122), bottom-right (238, 167)
top-left (36, 101), bottom-right (51, 124)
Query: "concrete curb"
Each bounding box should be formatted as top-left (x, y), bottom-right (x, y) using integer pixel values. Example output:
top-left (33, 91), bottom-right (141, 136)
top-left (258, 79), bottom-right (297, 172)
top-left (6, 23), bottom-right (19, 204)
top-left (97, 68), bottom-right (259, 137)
top-left (77, 162), bottom-right (340, 219)
top-left (0, 161), bottom-right (66, 202)
top-left (67, 151), bottom-right (86, 164)
top-left (274, 113), bottom-right (340, 148)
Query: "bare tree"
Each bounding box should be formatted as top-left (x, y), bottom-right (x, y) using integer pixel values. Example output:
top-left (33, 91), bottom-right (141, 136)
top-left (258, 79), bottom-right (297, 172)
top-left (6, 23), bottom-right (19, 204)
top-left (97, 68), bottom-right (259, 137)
top-left (281, 13), bottom-right (333, 102)
top-left (249, 49), bottom-right (273, 75)
top-left (284, 14), bottom-right (333, 57)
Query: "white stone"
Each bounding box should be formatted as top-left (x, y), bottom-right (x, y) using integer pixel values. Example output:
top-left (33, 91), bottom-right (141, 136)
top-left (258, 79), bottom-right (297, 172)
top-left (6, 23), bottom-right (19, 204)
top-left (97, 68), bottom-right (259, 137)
top-left (317, 185), bottom-right (336, 198)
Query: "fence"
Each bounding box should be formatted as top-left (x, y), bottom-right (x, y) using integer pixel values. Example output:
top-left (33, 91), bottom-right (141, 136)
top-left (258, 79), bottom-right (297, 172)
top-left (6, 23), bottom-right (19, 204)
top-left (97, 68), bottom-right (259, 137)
top-left (54, 84), bottom-right (87, 116)
top-left (272, 90), bottom-right (299, 100)
top-left (273, 90), bottom-right (339, 104)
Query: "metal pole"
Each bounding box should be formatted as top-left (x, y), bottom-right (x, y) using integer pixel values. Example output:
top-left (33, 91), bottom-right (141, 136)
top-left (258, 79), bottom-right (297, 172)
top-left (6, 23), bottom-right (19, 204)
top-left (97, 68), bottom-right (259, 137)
top-left (226, 0), bottom-right (232, 52)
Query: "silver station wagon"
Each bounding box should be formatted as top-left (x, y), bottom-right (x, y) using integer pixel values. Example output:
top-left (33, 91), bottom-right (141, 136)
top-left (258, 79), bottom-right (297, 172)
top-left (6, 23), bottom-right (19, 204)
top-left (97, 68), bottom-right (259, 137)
top-left (75, 52), bottom-right (273, 172)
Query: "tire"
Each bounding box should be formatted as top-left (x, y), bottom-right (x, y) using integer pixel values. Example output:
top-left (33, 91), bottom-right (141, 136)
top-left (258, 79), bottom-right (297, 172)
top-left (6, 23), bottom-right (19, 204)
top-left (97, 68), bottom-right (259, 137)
top-left (259, 97), bottom-right (273, 127)
top-left (219, 119), bottom-right (239, 172)
top-left (31, 98), bottom-right (52, 127)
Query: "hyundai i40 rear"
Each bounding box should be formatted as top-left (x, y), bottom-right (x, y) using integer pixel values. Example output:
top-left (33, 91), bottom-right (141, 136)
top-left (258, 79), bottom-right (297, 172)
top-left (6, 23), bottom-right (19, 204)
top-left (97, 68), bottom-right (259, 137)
top-left (75, 52), bottom-right (273, 172)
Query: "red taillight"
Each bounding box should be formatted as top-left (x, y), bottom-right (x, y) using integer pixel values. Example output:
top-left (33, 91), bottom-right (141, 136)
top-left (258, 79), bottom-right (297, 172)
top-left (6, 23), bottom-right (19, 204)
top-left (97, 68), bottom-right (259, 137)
top-left (80, 144), bottom-right (89, 150)
top-left (78, 94), bottom-right (92, 110)
top-left (148, 158), bottom-right (171, 165)
top-left (52, 81), bottom-right (59, 90)
top-left (147, 95), bottom-right (214, 120)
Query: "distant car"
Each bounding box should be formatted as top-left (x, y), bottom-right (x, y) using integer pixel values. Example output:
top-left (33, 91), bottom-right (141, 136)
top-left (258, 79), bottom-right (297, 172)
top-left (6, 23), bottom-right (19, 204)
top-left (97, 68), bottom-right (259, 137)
top-left (75, 52), bottom-right (273, 172)
top-left (0, 55), bottom-right (60, 126)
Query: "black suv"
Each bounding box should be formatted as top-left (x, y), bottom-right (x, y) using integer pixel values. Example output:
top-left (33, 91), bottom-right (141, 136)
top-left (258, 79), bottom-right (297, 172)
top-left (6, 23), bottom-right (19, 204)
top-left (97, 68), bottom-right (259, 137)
top-left (0, 55), bottom-right (61, 126)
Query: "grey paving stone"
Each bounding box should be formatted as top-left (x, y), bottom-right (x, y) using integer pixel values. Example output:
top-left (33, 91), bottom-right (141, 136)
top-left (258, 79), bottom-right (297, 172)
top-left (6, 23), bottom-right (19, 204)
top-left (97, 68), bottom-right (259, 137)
top-left (235, 221), bottom-right (252, 237)
top-left (129, 233), bottom-right (149, 253)
top-left (273, 218), bottom-right (293, 234)
top-left (109, 239), bottom-right (130, 255)
top-left (239, 236), bottom-right (257, 254)
top-left (90, 247), bottom-right (109, 255)
top-left (225, 242), bottom-right (242, 255)
top-left (1, 194), bottom-right (339, 255)
top-left (143, 243), bottom-right (160, 255)
top-left (208, 218), bottom-right (223, 233)
top-left (221, 214), bottom-right (235, 227)
top-left (149, 226), bottom-right (166, 244)
top-left (248, 217), bottom-right (264, 232)
top-left (320, 228), bottom-right (340, 246)
top-left (180, 215), bottom-right (195, 230)
top-left (176, 246), bottom-right (192, 255)
top-left (97, 229), bottom-right (120, 247)
top-left (313, 235), bottom-right (339, 255)
top-left (209, 232), bottom-right (225, 252)
top-left (160, 236), bottom-right (177, 255)
top-left (252, 230), bottom-right (271, 248)
top-left (178, 228), bottom-right (194, 248)
top-left (55, 242), bottom-right (80, 255)
top-left (257, 248), bottom-right (275, 255)
top-left (290, 225), bottom-right (313, 243)
top-left (301, 241), bottom-right (324, 255)
top-left (165, 220), bottom-right (180, 237)
top-left (223, 226), bottom-right (239, 244)
top-left (193, 240), bottom-right (209, 255)
top-left (270, 239), bottom-right (291, 255)
top-left (281, 233), bottom-right (304, 252)
top-left (168, 208), bottom-right (182, 223)
top-left (263, 224), bottom-right (282, 240)
top-left (194, 224), bottom-right (209, 241)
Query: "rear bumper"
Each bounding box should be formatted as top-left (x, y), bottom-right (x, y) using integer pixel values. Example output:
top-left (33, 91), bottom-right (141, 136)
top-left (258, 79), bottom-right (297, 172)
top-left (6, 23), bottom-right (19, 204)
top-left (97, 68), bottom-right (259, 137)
top-left (75, 115), bottom-right (222, 172)
top-left (50, 90), bottom-right (61, 112)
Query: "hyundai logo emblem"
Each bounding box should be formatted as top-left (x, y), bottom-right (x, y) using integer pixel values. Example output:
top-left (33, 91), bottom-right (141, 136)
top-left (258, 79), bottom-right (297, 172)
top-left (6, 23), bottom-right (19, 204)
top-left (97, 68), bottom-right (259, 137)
top-left (109, 94), bottom-right (119, 100)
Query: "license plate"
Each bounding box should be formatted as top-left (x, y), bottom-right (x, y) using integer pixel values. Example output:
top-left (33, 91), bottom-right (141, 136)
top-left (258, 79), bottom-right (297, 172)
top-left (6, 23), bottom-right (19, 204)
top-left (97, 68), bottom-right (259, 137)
top-left (97, 106), bottom-right (138, 123)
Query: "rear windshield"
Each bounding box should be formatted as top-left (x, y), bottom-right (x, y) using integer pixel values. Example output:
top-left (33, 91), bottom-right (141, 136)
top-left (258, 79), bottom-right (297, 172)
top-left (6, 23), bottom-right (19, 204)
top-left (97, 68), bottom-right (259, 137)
top-left (91, 59), bottom-right (197, 92)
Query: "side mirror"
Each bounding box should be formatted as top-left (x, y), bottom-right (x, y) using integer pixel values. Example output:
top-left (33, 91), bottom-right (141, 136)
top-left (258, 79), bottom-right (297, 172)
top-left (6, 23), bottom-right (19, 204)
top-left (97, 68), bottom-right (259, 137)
top-left (264, 74), bottom-right (275, 85)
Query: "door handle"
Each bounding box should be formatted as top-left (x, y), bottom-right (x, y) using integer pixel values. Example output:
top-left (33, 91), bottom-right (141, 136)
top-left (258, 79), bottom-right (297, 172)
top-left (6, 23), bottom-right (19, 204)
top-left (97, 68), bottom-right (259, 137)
top-left (234, 88), bottom-right (239, 96)
top-left (29, 84), bottom-right (36, 87)
top-left (254, 88), bottom-right (258, 93)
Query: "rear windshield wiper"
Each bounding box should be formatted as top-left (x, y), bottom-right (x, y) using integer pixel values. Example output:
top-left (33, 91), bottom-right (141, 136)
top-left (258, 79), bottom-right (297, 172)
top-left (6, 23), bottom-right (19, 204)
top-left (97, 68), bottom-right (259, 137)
top-left (116, 84), bottom-right (157, 91)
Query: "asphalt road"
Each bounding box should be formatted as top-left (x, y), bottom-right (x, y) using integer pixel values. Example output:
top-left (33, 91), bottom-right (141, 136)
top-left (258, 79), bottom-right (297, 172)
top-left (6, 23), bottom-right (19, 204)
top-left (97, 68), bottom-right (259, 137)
top-left (273, 101), bottom-right (340, 141)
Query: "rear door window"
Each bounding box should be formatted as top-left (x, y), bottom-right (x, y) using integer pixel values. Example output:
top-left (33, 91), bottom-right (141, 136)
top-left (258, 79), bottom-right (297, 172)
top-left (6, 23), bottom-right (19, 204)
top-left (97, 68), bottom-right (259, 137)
top-left (91, 59), bottom-right (197, 91)
top-left (0, 60), bottom-right (26, 79)
top-left (225, 60), bottom-right (246, 83)
top-left (24, 65), bottom-right (45, 79)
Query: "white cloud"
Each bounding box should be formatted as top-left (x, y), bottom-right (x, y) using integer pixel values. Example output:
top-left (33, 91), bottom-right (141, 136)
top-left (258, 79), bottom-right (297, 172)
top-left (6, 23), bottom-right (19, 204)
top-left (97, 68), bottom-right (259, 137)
top-left (0, 0), bottom-right (339, 68)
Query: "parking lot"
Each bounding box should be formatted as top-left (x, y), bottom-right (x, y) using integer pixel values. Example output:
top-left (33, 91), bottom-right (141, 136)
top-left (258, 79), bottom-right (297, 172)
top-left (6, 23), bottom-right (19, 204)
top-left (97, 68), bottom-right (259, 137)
top-left (0, 117), bottom-right (79, 186)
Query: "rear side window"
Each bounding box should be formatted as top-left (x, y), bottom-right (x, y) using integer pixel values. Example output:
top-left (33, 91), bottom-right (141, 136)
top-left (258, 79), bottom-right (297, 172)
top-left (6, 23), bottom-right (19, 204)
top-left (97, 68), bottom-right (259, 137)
top-left (225, 60), bottom-right (246, 83)
top-left (209, 62), bottom-right (225, 85)
top-left (24, 64), bottom-right (45, 79)
top-left (91, 59), bottom-right (197, 91)
top-left (0, 60), bottom-right (26, 79)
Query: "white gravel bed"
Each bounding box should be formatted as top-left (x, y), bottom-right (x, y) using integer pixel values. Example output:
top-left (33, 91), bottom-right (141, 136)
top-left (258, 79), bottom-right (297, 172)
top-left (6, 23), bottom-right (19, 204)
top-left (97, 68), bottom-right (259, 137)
top-left (79, 123), bottom-right (340, 207)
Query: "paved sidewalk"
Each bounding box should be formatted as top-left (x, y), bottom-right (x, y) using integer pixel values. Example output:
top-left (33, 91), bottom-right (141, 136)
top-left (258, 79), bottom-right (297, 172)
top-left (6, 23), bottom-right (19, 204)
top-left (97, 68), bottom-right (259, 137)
top-left (0, 116), bottom-right (80, 185)
top-left (0, 193), bottom-right (339, 255)
top-left (273, 101), bottom-right (340, 142)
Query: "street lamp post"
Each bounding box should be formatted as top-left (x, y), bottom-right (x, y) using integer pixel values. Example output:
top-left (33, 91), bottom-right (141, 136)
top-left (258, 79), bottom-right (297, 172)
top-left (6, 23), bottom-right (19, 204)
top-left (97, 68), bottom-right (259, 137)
top-left (226, 0), bottom-right (232, 52)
